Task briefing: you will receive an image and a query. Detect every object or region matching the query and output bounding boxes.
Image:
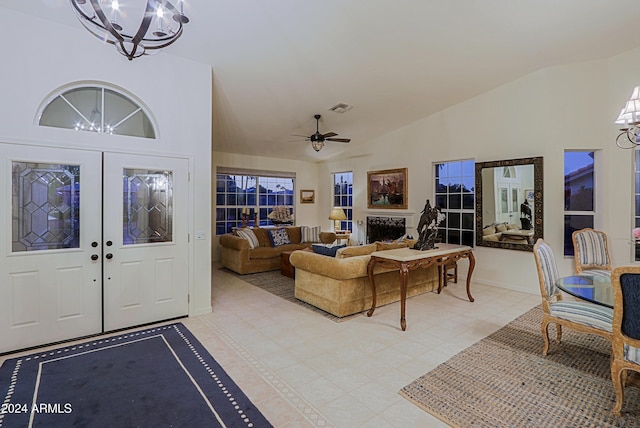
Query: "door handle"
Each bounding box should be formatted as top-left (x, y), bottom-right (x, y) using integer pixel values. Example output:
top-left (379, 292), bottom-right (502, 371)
top-left (106, 253), bottom-right (113, 260)
top-left (91, 254), bottom-right (99, 261)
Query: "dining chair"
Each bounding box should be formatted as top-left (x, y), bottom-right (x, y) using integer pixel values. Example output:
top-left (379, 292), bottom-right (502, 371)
top-left (533, 239), bottom-right (613, 356)
top-left (571, 228), bottom-right (612, 276)
top-left (610, 265), bottom-right (640, 414)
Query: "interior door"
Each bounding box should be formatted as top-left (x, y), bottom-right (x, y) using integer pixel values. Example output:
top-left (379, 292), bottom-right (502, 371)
top-left (102, 153), bottom-right (189, 331)
top-left (0, 144), bottom-right (103, 353)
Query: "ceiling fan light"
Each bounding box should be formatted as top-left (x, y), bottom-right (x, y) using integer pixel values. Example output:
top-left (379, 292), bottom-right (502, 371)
top-left (311, 140), bottom-right (324, 152)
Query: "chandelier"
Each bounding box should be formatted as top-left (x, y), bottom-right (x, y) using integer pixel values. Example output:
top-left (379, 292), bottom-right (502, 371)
top-left (615, 86), bottom-right (640, 149)
top-left (70, 0), bottom-right (189, 61)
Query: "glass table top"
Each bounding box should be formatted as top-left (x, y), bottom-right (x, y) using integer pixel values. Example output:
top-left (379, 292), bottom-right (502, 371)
top-left (555, 274), bottom-right (613, 308)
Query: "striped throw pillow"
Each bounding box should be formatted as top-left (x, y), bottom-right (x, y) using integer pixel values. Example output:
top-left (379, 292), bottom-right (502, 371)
top-left (236, 228), bottom-right (259, 249)
top-left (301, 226), bottom-right (321, 243)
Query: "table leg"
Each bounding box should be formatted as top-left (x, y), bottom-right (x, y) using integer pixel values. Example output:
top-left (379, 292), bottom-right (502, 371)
top-left (399, 262), bottom-right (409, 331)
top-left (367, 258), bottom-right (377, 317)
top-left (466, 251), bottom-right (476, 302)
top-left (437, 258), bottom-right (445, 294)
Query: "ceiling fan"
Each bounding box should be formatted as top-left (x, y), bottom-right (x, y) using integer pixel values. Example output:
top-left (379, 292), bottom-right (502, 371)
top-left (293, 114), bottom-right (351, 152)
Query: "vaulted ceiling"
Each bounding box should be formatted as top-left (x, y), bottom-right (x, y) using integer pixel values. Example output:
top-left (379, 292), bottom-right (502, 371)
top-left (3, 1), bottom-right (640, 162)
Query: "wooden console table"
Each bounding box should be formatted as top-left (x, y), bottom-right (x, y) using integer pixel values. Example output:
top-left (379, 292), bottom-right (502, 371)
top-left (366, 244), bottom-right (475, 331)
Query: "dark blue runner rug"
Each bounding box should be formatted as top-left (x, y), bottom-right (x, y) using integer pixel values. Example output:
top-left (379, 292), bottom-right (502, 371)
top-left (0, 323), bottom-right (272, 428)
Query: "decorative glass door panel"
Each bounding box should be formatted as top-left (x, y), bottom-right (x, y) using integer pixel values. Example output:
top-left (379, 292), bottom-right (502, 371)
top-left (123, 169), bottom-right (173, 245)
top-left (12, 162), bottom-right (80, 252)
top-left (104, 153), bottom-right (188, 331)
top-left (0, 144), bottom-right (102, 354)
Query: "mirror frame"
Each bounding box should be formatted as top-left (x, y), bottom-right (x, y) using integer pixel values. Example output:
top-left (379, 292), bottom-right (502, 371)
top-left (475, 156), bottom-right (543, 252)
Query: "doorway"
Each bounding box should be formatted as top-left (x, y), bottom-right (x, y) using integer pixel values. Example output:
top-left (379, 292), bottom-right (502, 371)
top-left (0, 143), bottom-right (189, 353)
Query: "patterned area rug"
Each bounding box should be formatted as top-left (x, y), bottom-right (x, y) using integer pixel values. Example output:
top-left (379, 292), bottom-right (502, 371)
top-left (0, 323), bottom-right (272, 428)
top-left (400, 306), bottom-right (640, 427)
top-left (221, 268), bottom-right (364, 322)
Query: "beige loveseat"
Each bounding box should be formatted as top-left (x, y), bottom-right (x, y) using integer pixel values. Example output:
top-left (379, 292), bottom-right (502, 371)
top-left (219, 226), bottom-right (336, 274)
top-left (482, 223), bottom-right (524, 242)
top-left (289, 242), bottom-right (439, 317)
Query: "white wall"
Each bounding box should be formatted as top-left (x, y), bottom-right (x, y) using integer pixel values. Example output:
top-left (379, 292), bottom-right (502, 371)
top-left (318, 50), bottom-right (640, 295)
top-left (0, 9), bottom-right (212, 316)
top-left (212, 151), bottom-right (320, 261)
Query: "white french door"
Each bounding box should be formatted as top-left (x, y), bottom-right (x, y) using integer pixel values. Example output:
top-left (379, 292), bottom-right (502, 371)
top-left (0, 144), bottom-right (188, 353)
top-left (496, 183), bottom-right (521, 224)
top-left (102, 153), bottom-right (188, 331)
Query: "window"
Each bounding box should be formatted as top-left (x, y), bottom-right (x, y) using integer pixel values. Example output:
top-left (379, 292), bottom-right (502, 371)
top-left (333, 172), bottom-right (353, 232)
top-left (434, 160), bottom-right (475, 246)
top-left (215, 168), bottom-right (294, 235)
top-left (564, 151), bottom-right (595, 256)
top-left (38, 85), bottom-right (156, 138)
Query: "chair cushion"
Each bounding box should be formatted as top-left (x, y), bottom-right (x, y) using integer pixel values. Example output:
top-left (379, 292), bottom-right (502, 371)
top-left (624, 345), bottom-right (640, 364)
top-left (575, 230), bottom-right (609, 267)
top-left (535, 241), bottom-right (559, 297)
top-left (578, 269), bottom-right (612, 280)
top-left (549, 301), bottom-right (613, 332)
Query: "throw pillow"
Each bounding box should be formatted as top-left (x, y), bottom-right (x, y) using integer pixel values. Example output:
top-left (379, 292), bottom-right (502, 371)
top-left (301, 225), bottom-right (321, 243)
top-left (268, 228), bottom-right (291, 247)
top-left (335, 244), bottom-right (376, 259)
top-left (375, 241), bottom-right (408, 251)
top-left (236, 228), bottom-right (259, 249)
top-left (311, 243), bottom-right (346, 257)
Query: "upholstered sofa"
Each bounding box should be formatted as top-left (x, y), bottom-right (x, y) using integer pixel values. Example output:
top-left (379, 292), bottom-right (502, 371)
top-left (289, 242), bottom-right (439, 317)
top-left (482, 223), bottom-right (528, 242)
top-left (219, 226), bottom-right (336, 274)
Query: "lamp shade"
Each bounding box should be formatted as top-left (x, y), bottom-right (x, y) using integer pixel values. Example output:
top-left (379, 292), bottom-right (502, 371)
top-left (616, 86), bottom-right (640, 125)
top-left (329, 207), bottom-right (347, 220)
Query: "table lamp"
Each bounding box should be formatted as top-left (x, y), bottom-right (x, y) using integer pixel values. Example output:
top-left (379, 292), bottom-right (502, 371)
top-left (329, 207), bottom-right (347, 232)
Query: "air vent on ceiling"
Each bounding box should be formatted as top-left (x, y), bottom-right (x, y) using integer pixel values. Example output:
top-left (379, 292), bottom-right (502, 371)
top-left (329, 103), bottom-right (353, 113)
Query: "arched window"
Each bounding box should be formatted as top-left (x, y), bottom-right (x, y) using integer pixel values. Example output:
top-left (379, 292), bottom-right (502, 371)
top-left (38, 85), bottom-right (157, 139)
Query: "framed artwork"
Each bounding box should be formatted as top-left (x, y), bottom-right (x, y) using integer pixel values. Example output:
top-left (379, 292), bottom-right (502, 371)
top-left (300, 189), bottom-right (315, 204)
top-left (524, 189), bottom-right (534, 202)
top-left (367, 168), bottom-right (408, 209)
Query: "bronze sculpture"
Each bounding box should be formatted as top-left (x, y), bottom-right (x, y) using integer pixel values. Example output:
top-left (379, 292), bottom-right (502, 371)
top-left (413, 199), bottom-right (442, 251)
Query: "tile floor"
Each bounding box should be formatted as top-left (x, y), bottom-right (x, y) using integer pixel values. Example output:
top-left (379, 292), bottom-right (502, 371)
top-left (188, 265), bottom-right (540, 427)
top-left (0, 265), bottom-right (540, 427)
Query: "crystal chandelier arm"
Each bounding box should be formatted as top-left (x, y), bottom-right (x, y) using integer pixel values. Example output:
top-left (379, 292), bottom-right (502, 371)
top-left (88, 0), bottom-right (125, 44)
top-left (616, 127), bottom-right (640, 149)
top-left (132, 1), bottom-right (156, 45)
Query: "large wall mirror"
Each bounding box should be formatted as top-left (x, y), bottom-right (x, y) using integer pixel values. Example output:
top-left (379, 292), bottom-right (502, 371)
top-left (475, 157), bottom-right (543, 251)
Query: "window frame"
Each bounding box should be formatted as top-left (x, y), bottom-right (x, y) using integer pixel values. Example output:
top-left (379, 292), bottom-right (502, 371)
top-left (563, 150), bottom-right (598, 257)
top-left (332, 171), bottom-right (353, 233)
top-left (37, 83), bottom-right (158, 139)
top-left (215, 168), bottom-right (295, 235)
top-left (433, 159), bottom-right (475, 247)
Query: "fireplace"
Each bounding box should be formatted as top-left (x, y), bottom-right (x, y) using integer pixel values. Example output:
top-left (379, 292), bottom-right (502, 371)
top-left (366, 217), bottom-right (406, 243)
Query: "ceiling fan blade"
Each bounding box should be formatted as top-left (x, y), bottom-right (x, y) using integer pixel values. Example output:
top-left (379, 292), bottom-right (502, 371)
top-left (326, 138), bottom-right (351, 143)
top-left (322, 132), bottom-right (338, 138)
top-left (291, 134), bottom-right (311, 138)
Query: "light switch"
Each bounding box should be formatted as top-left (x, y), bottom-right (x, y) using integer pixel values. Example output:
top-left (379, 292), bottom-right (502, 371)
top-left (195, 230), bottom-right (206, 240)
